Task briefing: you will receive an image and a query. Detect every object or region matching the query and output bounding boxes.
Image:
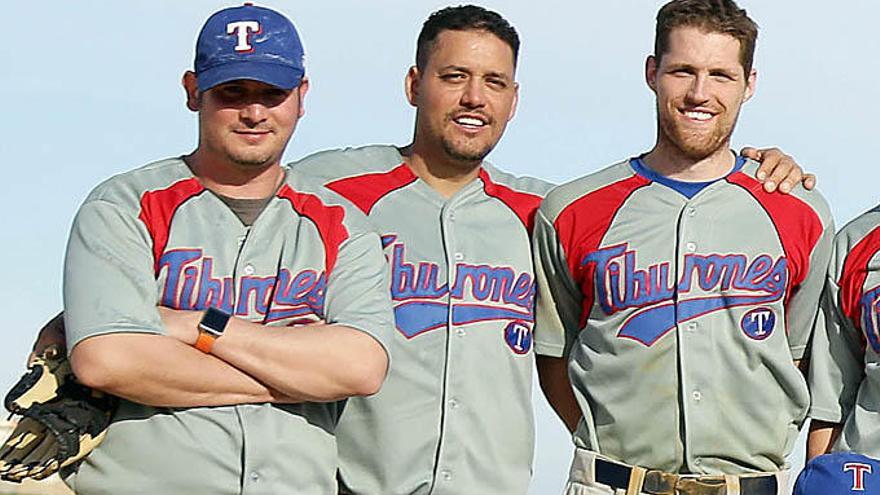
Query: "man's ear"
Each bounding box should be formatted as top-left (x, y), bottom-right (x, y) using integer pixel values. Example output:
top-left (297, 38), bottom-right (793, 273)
top-left (743, 68), bottom-right (757, 103)
top-left (404, 66), bottom-right (420, 107)
top-left (182, 71), bottom-right (200, 112)
top-left (297, 76), bottom-right (310, 118)
top-left (507, 82), bottom-right (519, 122)
top-left (645, 55), bottom-right (659, 94)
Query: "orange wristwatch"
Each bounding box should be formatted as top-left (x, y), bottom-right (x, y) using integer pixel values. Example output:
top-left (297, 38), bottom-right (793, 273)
top-left (195, 307), bottom-right (230, 353)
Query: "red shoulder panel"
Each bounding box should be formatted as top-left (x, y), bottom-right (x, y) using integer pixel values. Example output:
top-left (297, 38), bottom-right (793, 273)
top-left (479, 169), bottom-right (544, 234)
top-left (839, 226), bottom-right (880, 329)
top-left (554, 174), bottom-right (650, 326)
top-left (325, 163), bottom-right (417, 215)
top-left (727, 174), bottom-right (824, 302)
top-left (277, 184), bottom-right (350, 274)
top-left (138, 178), bottom-right (205, 275)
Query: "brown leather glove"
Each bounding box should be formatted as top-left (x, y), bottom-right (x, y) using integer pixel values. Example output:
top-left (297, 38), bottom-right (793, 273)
top-left (0, 346), bottom-right (116, 481)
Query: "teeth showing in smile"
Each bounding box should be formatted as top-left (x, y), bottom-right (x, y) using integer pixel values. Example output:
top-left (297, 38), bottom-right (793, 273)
top-left (455, 117), bottom-right (486, 127)
top-left (684, 111), bottom-right (713, 121)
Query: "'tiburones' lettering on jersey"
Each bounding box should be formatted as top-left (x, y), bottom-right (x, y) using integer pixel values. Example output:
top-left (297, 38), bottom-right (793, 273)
top-left (584, 242), bottom-right (788, 346)
top-left (387, 239), bottom-right (535, 339)
top-left (158, 248), bottom-right (326, 321)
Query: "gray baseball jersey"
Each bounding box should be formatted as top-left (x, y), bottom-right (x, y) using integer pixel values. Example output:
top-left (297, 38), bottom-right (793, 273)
top-left (292, 145), bottom-right (553, 494)
top-left (533, 156), bottom-right (833, 474)
top-left (62, 157), bottom-right (394, 494)
top-left (808, 205), bottom-right (880, 456)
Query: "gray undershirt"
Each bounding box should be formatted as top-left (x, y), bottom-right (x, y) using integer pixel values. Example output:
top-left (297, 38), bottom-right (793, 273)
top-left (214, 193), bottom-right (273, 226)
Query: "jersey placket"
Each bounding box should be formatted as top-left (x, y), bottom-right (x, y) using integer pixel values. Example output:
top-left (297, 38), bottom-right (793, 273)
top-left (431, 184), bottom-right (480, 494)
top-left (674, 190), bottom-right (716, 473)
top-left (230, 201), bottom-right (276, 494)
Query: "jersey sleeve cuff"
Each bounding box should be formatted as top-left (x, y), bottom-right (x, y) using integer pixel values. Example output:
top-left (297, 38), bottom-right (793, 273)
top-left (808, 405), bottom-right (845, 424)
top-left (535, 341), bottom-right (565, 358)
top-left (66, 325), bottom-right (165, 356)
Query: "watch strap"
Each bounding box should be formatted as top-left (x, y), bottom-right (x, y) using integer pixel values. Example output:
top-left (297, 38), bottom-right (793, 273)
top-left (195, 307), bottom-right (230, 354)
top-left (194, 332), bottom-right (217, 353)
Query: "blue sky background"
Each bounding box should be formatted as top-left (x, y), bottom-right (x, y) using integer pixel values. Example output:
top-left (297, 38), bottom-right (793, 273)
top-left (2, 1), bottom-right (877, 492)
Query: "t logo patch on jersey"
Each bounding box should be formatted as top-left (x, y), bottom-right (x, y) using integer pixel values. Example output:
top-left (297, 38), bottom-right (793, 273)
top-left (504, 321), bottom-right (533, 355)
top-left (741, 307), bottom-right (776, 340)
top-left (844, 462), bottom-right (872, 491)
top-left (227, 20), bottom-right (261, 52)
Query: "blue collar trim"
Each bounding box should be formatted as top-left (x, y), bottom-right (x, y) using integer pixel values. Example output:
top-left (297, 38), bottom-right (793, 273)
top-left (630, 155), bottom-right (745, 199)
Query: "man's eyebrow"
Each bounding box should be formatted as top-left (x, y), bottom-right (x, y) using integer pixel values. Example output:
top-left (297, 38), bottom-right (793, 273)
top-left (437, 65), bottom-right (511, 80)
top-left (663, 61), bottom-right (695, 70)
top-left (438, 65), bottom-right (472, 73)
top-left (483, 70), bottom-right (511, 80)
top-left (663, 60), bottom-right (742, 73)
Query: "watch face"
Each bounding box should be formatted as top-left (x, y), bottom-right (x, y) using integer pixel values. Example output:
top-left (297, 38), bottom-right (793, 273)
top-left (200, 307), bottom-right (230, 335)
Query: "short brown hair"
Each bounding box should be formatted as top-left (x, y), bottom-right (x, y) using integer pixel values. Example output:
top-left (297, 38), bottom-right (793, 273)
top-left (655, 0), bottom-right (759, 74)
top-left (416, 5), bottom-right (520, 71)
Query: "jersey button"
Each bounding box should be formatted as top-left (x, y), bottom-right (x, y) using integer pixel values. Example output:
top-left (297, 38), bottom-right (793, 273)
top-left (687, 207), bottom-right (696, 217)
top-left (449, 398), bottom-right (459, 409)
top-left (250, 472), bottom-right (260, 482)
top-left (687, 322), bottom-right (697, 332)
top-left (455, 327), bottom-right (466, 337)
top-left (685, 242), bottom-right (697, 252)
top-left (692, 390), bottom-right (702, 402)
top-left (243, 264), bottom-right (255, 275)
top-left (454, 252), bottom-right (464, 261)
top-left (441, 470), bottom-right (453, 481)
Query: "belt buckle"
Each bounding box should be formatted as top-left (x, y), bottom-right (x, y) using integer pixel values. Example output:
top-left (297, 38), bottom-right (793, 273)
top-left (676, 476), bottom-right (726, 495)
top-left (642, 470), bottom-right (678, 494)
top-left (642, 470), bottom-right (729, 495)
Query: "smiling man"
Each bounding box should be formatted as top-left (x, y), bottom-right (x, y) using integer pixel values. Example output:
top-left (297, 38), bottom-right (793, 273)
top-left (292, 8), bottom-right (554, 493)
top-left (290, 5), bottom-right (814, 495)
top-left (533, 1), bottom-right (833, 494)
top-left (1, 3), bottom-right (817, 494)
top-left (52, 4), bottom-right (394, 494)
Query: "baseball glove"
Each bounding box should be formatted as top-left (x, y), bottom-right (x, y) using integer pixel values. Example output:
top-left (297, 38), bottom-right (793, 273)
top-left (0, 346), bottom-right (116, 481)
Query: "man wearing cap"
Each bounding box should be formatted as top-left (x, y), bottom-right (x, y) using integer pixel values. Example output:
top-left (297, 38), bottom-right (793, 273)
top-left (58, 4), bottom-right (393, 494)
top-left (11, 3), bottom-right (813, 494)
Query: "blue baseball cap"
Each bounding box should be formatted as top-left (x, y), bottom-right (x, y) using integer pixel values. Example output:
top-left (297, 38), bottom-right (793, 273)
top-left (794, 452), bottom-right (880, 494)
top-left (195, 3), bottom-right (305, 91)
